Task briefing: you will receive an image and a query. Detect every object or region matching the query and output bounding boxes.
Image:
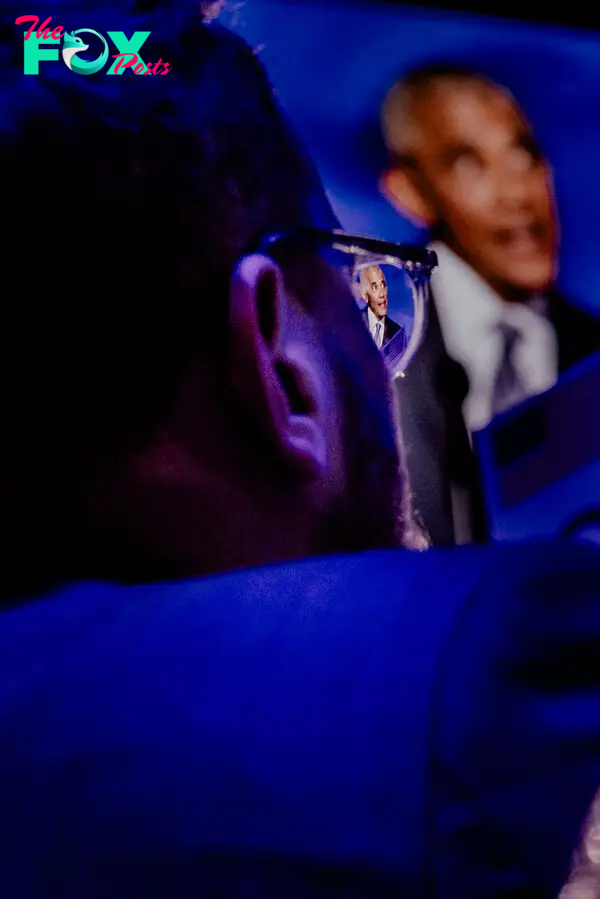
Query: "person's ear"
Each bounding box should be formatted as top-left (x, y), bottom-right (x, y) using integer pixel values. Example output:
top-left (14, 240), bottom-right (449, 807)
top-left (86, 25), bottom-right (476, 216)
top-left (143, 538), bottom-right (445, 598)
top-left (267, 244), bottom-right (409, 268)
top-left (228, 254), bottom-right (327, 481)
top-left (379, 166), bottom-right (436, 228)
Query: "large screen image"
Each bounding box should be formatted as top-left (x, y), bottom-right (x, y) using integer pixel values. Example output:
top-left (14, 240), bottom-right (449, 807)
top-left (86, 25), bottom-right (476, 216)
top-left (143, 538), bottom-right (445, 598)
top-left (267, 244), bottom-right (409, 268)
top-left (226, 0), bottom-right (600, 544)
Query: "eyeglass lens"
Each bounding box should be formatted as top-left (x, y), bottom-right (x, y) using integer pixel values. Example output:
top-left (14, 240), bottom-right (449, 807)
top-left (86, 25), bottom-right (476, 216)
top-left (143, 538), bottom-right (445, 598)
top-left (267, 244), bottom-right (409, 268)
top-left (352, 257), bottom-right (430, 379)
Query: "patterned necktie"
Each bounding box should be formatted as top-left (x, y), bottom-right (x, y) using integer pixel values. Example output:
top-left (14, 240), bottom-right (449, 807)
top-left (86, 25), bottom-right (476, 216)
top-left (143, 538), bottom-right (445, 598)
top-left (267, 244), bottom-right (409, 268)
top-left (492, 321), bottom-right (524, 415)
top-left (375, 321), bottom-right (382, 349)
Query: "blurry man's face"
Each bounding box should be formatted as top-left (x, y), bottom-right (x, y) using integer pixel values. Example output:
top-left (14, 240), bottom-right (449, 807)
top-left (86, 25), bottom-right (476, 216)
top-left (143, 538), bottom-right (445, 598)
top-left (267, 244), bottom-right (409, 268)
top-left (362, 265), bottom-right (388, 318)
top-left (409, 81), bottom-right (557, 296)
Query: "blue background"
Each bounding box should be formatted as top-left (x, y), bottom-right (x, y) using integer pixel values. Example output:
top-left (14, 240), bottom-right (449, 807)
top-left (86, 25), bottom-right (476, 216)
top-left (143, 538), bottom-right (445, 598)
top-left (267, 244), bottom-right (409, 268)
top-left (228, 0), bottom-right (600, 317)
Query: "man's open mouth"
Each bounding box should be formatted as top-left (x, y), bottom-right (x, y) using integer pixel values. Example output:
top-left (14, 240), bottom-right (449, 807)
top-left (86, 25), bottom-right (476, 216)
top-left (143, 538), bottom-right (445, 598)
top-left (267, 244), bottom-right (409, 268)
top-left (494, 221), bottom-right (547, 252)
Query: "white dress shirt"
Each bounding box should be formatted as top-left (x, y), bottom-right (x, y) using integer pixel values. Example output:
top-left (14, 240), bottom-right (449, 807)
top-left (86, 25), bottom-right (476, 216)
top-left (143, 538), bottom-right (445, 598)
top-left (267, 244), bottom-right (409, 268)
top-left (429, 241), bottom-right (559, 433)
top-left (367, 307), bottom-right (385, 349)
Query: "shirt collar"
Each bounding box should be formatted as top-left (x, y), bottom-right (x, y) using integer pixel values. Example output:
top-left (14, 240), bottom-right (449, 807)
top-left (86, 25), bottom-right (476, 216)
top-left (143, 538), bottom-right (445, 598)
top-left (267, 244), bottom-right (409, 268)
top-left (429, 240), bottom-right (548, 333)
top-left (367, 307), bottom-right (384, 330)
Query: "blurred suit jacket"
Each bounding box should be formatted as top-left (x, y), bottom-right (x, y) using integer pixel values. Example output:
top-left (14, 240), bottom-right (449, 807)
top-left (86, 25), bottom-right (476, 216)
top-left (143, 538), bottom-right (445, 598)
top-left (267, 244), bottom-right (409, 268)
top-left (361, 304), bottom-right (404, 347)
top-left (2, 540), bottom-right (600, 898)
top-left (395, 287), bottom-right (600, 546)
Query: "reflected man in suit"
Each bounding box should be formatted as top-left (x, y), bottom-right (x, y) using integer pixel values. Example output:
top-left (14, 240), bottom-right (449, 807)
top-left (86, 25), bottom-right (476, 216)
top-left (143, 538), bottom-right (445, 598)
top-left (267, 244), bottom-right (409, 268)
top-left (378, 63), bottom-right (600, 544)
top-left (360, 264), bottom-right (406, 350)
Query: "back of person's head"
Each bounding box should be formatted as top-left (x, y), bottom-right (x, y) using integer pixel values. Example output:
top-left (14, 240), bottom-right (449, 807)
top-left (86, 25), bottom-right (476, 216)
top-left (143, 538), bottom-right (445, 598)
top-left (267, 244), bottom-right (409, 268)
top-left (0, 0), bottom-right (417, 591)
top-left (2, 0), bottom-right (327, 461)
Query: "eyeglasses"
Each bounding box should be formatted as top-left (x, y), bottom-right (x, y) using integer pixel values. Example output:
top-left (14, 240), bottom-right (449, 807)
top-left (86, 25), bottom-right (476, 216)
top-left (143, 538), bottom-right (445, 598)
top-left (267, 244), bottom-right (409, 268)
top-left (258, 228), bottom-right (438, 380)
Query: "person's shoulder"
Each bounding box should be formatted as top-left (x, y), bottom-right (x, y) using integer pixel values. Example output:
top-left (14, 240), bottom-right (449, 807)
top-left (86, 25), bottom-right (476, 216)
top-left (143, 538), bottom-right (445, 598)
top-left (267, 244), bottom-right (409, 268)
top-left (155, 538), bottom-right (600, 615)
top-left (207, 541), bottom-right (599, 635)
top-left (5, 540), bottom-right (596, 654)
top-left (437, 537), bottom-right (600, 648)
top-left (0, 545), bottom-right (521, 667)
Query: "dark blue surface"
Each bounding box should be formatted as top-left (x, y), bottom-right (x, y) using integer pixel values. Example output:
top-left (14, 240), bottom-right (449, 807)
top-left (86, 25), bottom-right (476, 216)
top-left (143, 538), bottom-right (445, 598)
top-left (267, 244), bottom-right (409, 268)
top-left (3, 542), bottom-right (600, 896)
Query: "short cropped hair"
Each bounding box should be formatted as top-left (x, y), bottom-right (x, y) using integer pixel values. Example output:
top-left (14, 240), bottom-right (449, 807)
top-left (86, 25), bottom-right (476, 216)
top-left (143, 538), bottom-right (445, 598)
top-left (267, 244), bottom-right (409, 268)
top-left (382, 62), bottom-right (502, 167)
top-left (0, 0), bottom-right (328, 463)
top-left (393, 61), bottom-right (489, 90)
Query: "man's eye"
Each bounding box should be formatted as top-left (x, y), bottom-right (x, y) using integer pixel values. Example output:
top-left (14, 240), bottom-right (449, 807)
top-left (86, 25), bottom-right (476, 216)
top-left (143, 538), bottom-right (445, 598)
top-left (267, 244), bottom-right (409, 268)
top-left (442, 146), bottom-right (479, 172)
top-left (512, 140), bottom-right (542, 170)
top-left (512, 146), bottom-right (535, 170)
top-left (517, 133), bottom-right (543, 161)
top-left (452, 154), bottom-right (482, 176)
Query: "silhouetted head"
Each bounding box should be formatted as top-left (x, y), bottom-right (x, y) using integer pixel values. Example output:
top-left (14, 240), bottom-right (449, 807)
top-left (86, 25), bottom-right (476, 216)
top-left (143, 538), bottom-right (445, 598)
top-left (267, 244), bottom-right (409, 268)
top-left (381, 63), bottom-right (558, 302)
top-left (0, 0), bottom-right (413, 593)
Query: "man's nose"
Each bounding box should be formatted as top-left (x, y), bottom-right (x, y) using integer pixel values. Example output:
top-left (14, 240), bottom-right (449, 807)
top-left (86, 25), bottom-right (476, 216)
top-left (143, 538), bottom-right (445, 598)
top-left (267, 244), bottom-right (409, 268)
top-left (495, 164), bottom-right (535, 208)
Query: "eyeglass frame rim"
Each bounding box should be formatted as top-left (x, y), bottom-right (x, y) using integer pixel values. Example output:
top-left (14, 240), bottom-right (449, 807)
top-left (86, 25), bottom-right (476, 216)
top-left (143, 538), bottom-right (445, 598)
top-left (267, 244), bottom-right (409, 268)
top-left (255, 226), bottom-right (434, 381)
top-left (256, 227), bottom-right (438, 273)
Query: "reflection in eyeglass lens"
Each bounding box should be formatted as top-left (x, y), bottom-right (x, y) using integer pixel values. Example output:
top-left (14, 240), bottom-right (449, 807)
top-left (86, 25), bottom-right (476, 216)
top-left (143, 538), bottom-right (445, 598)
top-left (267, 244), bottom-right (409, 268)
top-left (353, 260), bottom-right (416, 376)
